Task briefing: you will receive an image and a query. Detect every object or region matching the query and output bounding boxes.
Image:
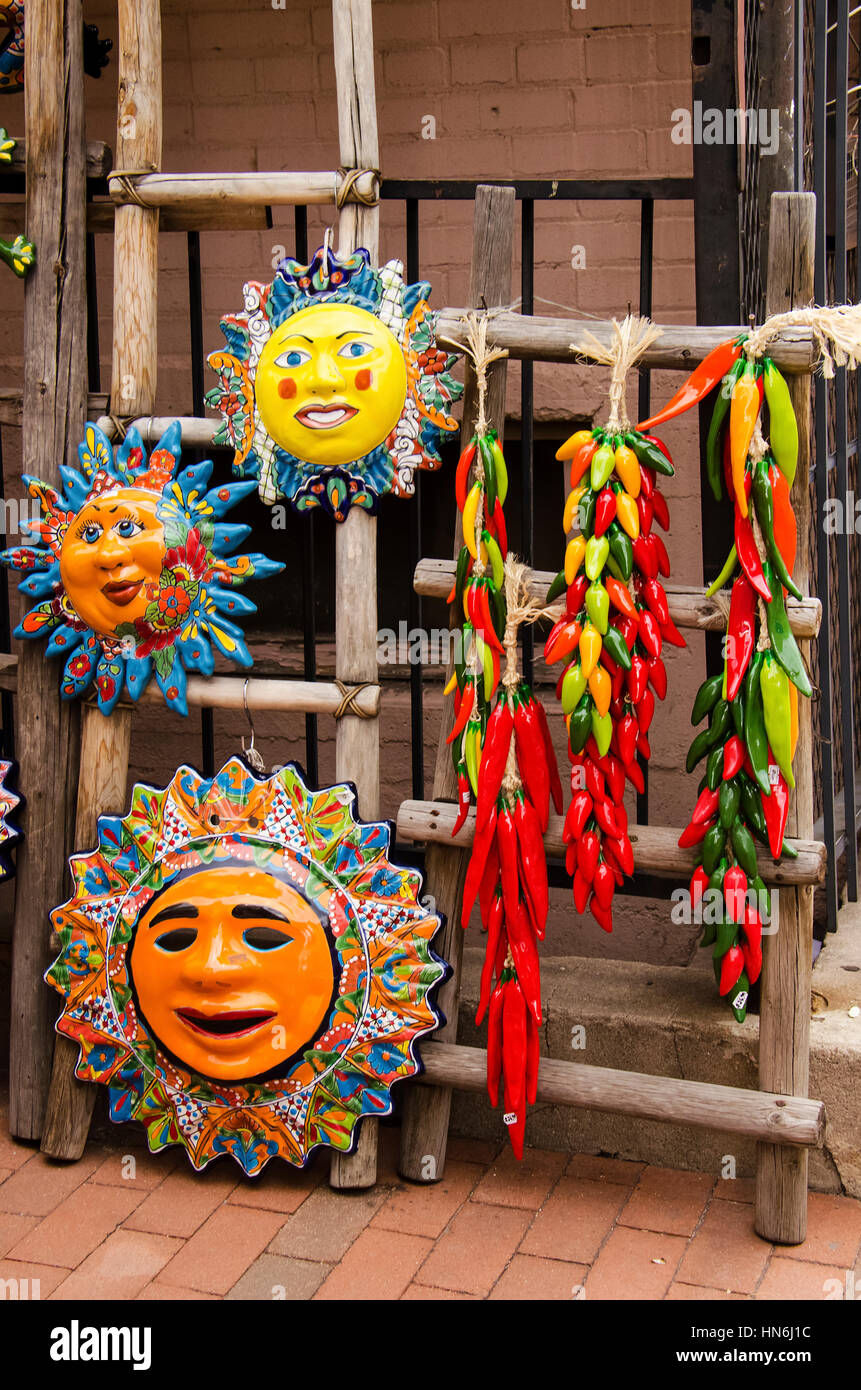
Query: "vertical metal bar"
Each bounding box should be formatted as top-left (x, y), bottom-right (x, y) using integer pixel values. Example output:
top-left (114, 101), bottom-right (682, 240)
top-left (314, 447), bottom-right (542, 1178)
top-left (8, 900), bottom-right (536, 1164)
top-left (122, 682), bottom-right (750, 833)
top-left (814, 0), bottom-right (839, 930)
top-left (520, 198), bottom-right (534, 689)
top-left (293, 205), bottom-right (318, 784)
top-left (636, 197), bottom-right (655, 825)
top-left (86, 232), bottom-right (100, 393)
top-left (406, 198), bottom-right (424, 797)
top-left (187, 230), bottom-right (214, 776)
top-left (0, 426), bottom-right (13, 757)
top-left (795, 0), bottom-right (805, 192)
top-left (834, 0), bottom-right (857, 898)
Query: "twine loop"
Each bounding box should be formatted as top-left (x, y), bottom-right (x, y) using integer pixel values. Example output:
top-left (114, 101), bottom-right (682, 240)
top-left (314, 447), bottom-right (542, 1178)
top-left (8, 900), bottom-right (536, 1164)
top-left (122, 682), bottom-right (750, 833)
top-left (335, 166), bottom-right (380, 209)
top-left (333, 680), bottom-right (375, 719)
top-left (108, 169), bottom-right (158, 208)
top-left (571, 314), bottom-right (663, 432)
top-left (743, 302), bottom-right (861, 378)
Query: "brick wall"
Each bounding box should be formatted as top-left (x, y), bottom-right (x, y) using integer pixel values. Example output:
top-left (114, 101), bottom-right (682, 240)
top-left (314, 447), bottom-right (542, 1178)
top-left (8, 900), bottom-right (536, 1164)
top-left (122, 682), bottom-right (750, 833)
top-left (0, 0), bottom-right (709, 965)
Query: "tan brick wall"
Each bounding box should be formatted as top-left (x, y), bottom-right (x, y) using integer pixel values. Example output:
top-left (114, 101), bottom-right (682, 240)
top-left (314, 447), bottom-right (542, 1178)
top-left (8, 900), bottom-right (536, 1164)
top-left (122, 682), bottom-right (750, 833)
top-left (0, 1), bottom-right (709, 964)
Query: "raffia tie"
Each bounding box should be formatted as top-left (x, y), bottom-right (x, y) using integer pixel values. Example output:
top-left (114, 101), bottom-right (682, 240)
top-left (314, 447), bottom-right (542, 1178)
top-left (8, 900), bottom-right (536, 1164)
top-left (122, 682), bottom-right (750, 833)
top-left (332, 680), bottom-right (375, 719)
top-left (501, 558), bottom-right (560, 690)
top-left (571, 313), bottom-right (664, 432)
top-left (335, 166), bottom-right (380, 208)
top-left (108, 169), bottom-right (158, 207)
top-left (743, 303), bottom-right (861, 378)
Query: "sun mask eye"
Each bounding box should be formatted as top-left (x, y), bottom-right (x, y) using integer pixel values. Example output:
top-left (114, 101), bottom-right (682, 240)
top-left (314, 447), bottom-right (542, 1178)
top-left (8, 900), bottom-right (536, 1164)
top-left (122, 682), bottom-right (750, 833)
top-left (338, 340), bottom-right (371, 360)
top-left (274, 347), bottom-right (310, 369)
top-left (154, 926), bottom-right (198, 953)
top-left (242, 925), bottom-right (293, 951)
top-left (115, 516), bottom-right (144, 539)
top-left (82, 523), bottom-right (102, 545)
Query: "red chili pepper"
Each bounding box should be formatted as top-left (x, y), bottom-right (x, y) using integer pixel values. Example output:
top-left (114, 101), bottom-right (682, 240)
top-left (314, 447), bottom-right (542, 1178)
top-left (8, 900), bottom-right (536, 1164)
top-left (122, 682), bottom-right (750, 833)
top-left (514, 697), bottom-right (550, 832)
top-left (723, 865), bottom-right (748, 923)
top-left (475, 697), bottom-right (513, 832)
top-left (451, 763), bottom-right (472, 839)
top-left (477, 583), bottom-right (504, 653)
top-left (497, 800), bottom-right (520, 922)
top-left (447, 679), bottom-right (474, 744)
top-left (638, 609), bottom-right (663, 658)
top-left (637, 338), bottom-right (743, 430)
top-left (632, 534), bottom-right (658, 579)
top-left (678, 818), bottom-right (712, 848)
top-left (734, 505), bottom-right (773, 604)
top-left (617, 712), bottom-right (639, 766)
top-left (643, 578), bottom-right (669, 627)
top-left (604, 754), bottom-right (625, 804)
top-left (578, 829), bottom-right (600, 882)
top-left (647, 655), bottom-right (667, 700)
top-left (544, 616), bottom-right (582, 665)
top-left (486, 978), bottom-right (506, 1105)
top-left (479, 838), bottom-right (501, 931)
top-left (563, 789), bottom-right (593, 843)
top-left (639, 462), bottom-right (654, 498)
top-left (569, 439), bottom-right (599, 487)
top-left (593, 859), bottom-right (615, 910)
top-left (691, 785), bottom-right (720, 825)
top-left (659, 615), bottom-right (686, 648)
top-left (565, 842), bottom-right (577, 877)
top-left (532, 698), bottom-right (563, 815)
top-left (476, 892), bottom-right (504, 1024)
top-left (601, 837), bottom-right (625, 884)
top-left (651, 534), bottom-right (671, 578)
top-left (605, 575), bottom-right (638, 620)
top-left (636, 492), bottom-right (653, 536)
top-left (594, 487), bottom-right (617, 536)
top-left (572, 867), bottom-right (590, 913)
top-left (461, 804), bottom-right (498, 927)
top-left (615, 614), bottom-right (639, 649)
top-left (628, 654), bottom-right (648, 703)
top-left (651, 488), bottom-right (670, 531)
top-left (567, 573), bottom-right (589, 617)
top-left (590, 892), bottom-right (614, 933)
top-left (761, 771), bottom-right (790, 858)
top-left (722, 735), bottom-right (745, 780)
top-left (610, 667), bottom-right (625, 702)
top-left (690, 864), bottom-right (709, 908)
top-left (726, 574), bottom-right (756, 701)
top-left (741, 905), bottom-right (762, 984)
top-left (612, 832), bottom-right (635, 875)
top-left (637, 687), bottom-right (656, 733)
top-left (594, 799), bottom-right (620, 839)
top-left (525, 1009), bottom-right (540, 1106)
top-left (502, 975), bottom-right (528, 1158)
top-left (455, 441), bottom-right (477, 512)
top-left (584, 759), bottom-right (605, 802)
top-left (637, 731), bottom-right (651, 759)
top-left (514, 794), bottom-right (548, 936)
top-left (719, 944), bottom-right (745, 996)
top-left (625, 759), bottom-right (645, 793)
top-left (489, 497), bottom-right (508, 558)
top-left (507, 899), bottom-right (542, 1027)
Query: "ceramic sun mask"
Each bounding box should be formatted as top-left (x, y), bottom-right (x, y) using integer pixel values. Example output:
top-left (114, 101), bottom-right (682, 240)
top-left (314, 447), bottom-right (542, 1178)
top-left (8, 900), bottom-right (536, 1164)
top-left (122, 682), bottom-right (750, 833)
top-left (0, 759), bottom-right (22, 878)
top-left (47, 757), bottom-right (447, 1174)
top-left (0, 2), bottom-right (24, 94)
top-left (206, 242), bottom-right (463, 520)
top-left (0, 422), bottom-right (284, 715)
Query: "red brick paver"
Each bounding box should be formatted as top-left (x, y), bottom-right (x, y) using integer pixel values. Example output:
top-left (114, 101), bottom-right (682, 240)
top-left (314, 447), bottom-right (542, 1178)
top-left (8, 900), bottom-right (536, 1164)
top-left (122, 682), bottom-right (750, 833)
top-left (414, 1200), bottom-right (531, 1296)
top-left (675, 1200), bottom-right (772, 1295)
top-left (315, 1227), bottom-right (433, 1300)
top-left (520, 1176), bottom-right (629, 1264)
top-left (618, 1165), bottom-right (714, 1238)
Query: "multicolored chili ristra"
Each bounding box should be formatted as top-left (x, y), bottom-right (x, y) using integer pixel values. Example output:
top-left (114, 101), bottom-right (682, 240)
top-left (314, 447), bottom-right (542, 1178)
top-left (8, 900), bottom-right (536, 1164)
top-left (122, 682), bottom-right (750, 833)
top-left (549, 420), bottom-right (680, 930)
top-left (658, 340), bottom-right (809, 1022)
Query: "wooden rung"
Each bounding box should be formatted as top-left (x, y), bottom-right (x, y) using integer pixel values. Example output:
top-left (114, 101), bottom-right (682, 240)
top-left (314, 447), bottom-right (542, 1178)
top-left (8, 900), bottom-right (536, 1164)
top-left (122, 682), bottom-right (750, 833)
top-left (397, 799), bottom-right (827, 887)
top-left (2, 199), bottom-right (273, 237)
top-left (0, 660), bottom-right (379, 719)
top-left (107, 170), bottom-right (378, 210)
top-left (1, 391), bottom-right (111, 428)
top-left (417, 1041), bottom-right (825, 1148)
top-left (7, 138), bottom-right (112, 180)
top-left (95, 414), bottom-right (220, 446)
top-left (434, 309), bottom-right (818, 373)
top-left (414, 558), bottom-right (822, 640)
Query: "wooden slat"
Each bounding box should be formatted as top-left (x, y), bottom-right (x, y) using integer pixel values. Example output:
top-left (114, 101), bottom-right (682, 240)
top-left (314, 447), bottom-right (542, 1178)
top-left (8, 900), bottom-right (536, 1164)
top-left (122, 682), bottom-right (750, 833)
top-left (107, 169), bottom-right (377, 210)
top-left (399, 184), bottom-right (516, 1184)
top-left (8, 137), bottom-right (112, 179)
top-left (416, 1043), bottom-right (825, 1149)
top-left (414, 558), bottom-right (822, 639)
top-left (756, 193), bottom-right (818, 1246)
top-left (397, 799), bottom-right (827, 887)
top-left (328, 0), bottom-right (382, 1192)
top-left (0, 200), bottom-right (271, 234)
top-left (9, 0), bottom-right (86, 1141)
top-left (434, 309), bottom-right (819, 373)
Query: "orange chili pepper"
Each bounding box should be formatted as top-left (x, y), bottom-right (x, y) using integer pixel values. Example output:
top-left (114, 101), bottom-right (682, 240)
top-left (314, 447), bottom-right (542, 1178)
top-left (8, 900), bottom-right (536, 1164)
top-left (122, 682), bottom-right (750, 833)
top-left (556, 427), bottom-right (594, 461)
top-left (729, 361), bottom-right (760, 517)
top-left (578, 623), bottom-right (602, 678)
top-left (605, 574), bottom-right (638, 619)
top-left (569, 440), bottom-right (598, 489)
top-left (588, 663), bottom-right (611, 717)
top-left (768, 460), bottom-right (797, 575)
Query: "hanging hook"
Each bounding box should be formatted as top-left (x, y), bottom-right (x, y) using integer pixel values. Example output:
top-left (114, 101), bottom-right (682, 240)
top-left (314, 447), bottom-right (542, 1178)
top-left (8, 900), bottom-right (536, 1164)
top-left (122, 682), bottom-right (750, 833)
top-left (323, 224), bottom-right (335, 260)
top-left (241, 679), bottom-right (265, 774)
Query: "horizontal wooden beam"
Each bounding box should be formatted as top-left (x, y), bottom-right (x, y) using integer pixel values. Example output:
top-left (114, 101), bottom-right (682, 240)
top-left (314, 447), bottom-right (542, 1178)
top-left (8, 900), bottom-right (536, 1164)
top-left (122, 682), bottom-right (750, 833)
top-left (416, 1041), bottom-right (825, 1148)
top-left (107, 169), bottom-right (378, 210)
top-left (7, 138), bottom-right (112, 179)
top-left (94, 414), bottom-right (220, 445)
top-left (397, 799), bottom-right (827, 886)
top-left (414, 557), bottom-right (822, 639)
top-left (1, 390), bottom-right (111, 429)
top-left (434, 309), bottom-right (818, 373)
top-left (0, 659), bottom-right (379, 718)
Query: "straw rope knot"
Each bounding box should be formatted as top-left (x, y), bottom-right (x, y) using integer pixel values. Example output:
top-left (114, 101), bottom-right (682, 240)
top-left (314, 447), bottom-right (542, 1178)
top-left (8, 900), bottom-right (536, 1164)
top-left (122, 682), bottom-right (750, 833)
top-left (571, 313), bottom-right (663, 432)
top-left (743, 302), bottom-right (861, 378)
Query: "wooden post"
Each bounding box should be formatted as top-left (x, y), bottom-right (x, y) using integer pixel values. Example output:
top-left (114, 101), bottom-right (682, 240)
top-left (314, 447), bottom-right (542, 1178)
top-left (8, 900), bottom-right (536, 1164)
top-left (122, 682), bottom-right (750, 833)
top-left (329, 0), bottom-right (382, 1190)
top-left (39, 0), bottom-right (162, 1159)
top-left (755, 192), bottom-right (817, 1244)
top-left (399, 184), bottom-right (515, 1183)
top-left (9, 0), bottom-right (86, 1140)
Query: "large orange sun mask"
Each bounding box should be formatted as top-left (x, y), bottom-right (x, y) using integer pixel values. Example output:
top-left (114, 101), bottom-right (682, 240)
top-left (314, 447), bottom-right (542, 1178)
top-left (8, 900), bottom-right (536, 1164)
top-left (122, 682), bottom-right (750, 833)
top-left (58, 488), bottom-right (165, 636)
top-left (130, 865), bottom-right (335, 1081)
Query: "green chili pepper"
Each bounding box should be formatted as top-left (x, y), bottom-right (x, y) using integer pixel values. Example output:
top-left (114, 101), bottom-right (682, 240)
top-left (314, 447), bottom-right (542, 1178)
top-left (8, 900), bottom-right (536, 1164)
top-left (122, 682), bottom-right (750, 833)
top-left (702, 823), bottom-right (728, 876)
top-left (708, 858), bottom-right (728, 893)
top-left (706, 745), bottom-right (724, 791)
top-left (569, 695), bottom-right (592, 754)
top-left (483, 530), bottom-right (505, 590)
top-left (590, 443), bottom-right (616, 490)
top-left (752, 461), bottom-right (802, 600)
top-left (602, 625), bottom-right (632, 670)
top-left (479, 435), bottom-right (498, 514)
top-left (584, 534), bottom-right (610, 581)
top-left (692, 672), bottom-right (723, 725)
top-left (686, 726), bottom-right (713, 774)
top-left (489, 437), bottom-right (509, 504)
top-left (743, 650), bottom-right (770, 795)
top-left (740, 776), bottom-right (769, 842)
top-left (606, 553), bottom-right (625, 583)
top-left (624, 431), bottom-right (675, 476)
top-left (453, 545), bottom-right (471, 608)
top-left (546, 568), bottom-right (567, 604)
top-left (760, 651), bottom-right (795, 788)
top-left (719, 780), bottom-right (740, 829)
top-left (705, 357), bottom-right (745, 501)
top-left (591, 708), bottom-right (613, 757)
top-left (712, 918), bottom-right (738, 958)
top-left (708, 699), bottom-right (732, 746)
top-left (607, 524), bottom-right (633, 582)
top-left (578, 488), bottom-right (597, 536)
top-left (730, 818), bottom-right (758, 878)
top-left (762, 358), bottom-right (798, 485)
top-left (730, 686), bottom-right (745, 740)
top-left (488, 583), bottom-right (506, 641)
top-left (705, 544), bottom-right (738, 597)
top-left (561, 663), bottom-right (587, 715)
top-left (585, 581), bottom-right (609, 634)
top-left (731, 968), bottom-right (751, 1022)
top-left (762, 560), bottom-right (812, 698)
top-left (700, 918), bottom-right (718, 948)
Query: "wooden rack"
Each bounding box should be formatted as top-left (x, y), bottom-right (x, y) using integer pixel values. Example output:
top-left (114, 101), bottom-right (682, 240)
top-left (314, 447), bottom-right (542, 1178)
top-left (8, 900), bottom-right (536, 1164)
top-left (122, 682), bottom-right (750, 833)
top-left (398, 184), bottom-right (825, 1247)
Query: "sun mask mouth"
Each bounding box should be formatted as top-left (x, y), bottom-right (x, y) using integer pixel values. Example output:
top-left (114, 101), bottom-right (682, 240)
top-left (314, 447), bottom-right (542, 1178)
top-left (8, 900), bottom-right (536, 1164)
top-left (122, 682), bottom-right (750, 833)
top-left (175, 1008), bottom-right (275, 1039)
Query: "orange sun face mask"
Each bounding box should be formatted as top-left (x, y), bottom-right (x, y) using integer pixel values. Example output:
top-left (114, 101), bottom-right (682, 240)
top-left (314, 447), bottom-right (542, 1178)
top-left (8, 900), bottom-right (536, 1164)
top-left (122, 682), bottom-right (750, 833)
top-left (129, 866), bottom-right (335, 1081)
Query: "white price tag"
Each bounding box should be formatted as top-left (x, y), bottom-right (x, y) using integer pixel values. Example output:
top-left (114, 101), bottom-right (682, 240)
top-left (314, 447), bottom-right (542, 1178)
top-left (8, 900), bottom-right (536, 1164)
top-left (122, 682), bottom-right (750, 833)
top-left (768, 763), bottom-right (780, 787)
top-left (732, 990), bottom-right (749, 1011)
top-left (503, 1111), bottom-right (517, 1126)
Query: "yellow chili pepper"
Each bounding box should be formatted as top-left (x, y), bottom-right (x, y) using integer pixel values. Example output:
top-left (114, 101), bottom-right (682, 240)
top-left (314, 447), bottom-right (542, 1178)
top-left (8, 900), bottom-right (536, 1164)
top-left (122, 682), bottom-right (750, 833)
top-left (564, 534), bottom-right (586, 585)
top-left (614, 489), bottom-right (640, 541)
top-left (462, 481), bottom-right (482, 558)
top-left (588, 662), bottom-right (611, 717)
top-left (613, 444), bottom-right (641, 497)
top-left (563, 484), bottom-right (586, 535)
top-left (578, 622), bottom-right (602, 678)
top-left (444, 671), bottom-right (458, 696)
top-left (556, 427), bottom-right (594, 461)
top-left (729, 361), bottom-right (760, 518)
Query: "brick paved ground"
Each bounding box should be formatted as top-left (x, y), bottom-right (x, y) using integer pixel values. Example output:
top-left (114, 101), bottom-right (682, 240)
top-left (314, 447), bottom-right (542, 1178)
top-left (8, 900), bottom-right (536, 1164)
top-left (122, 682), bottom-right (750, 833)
top-left (2, 1101), bottom-right (859, 1301)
